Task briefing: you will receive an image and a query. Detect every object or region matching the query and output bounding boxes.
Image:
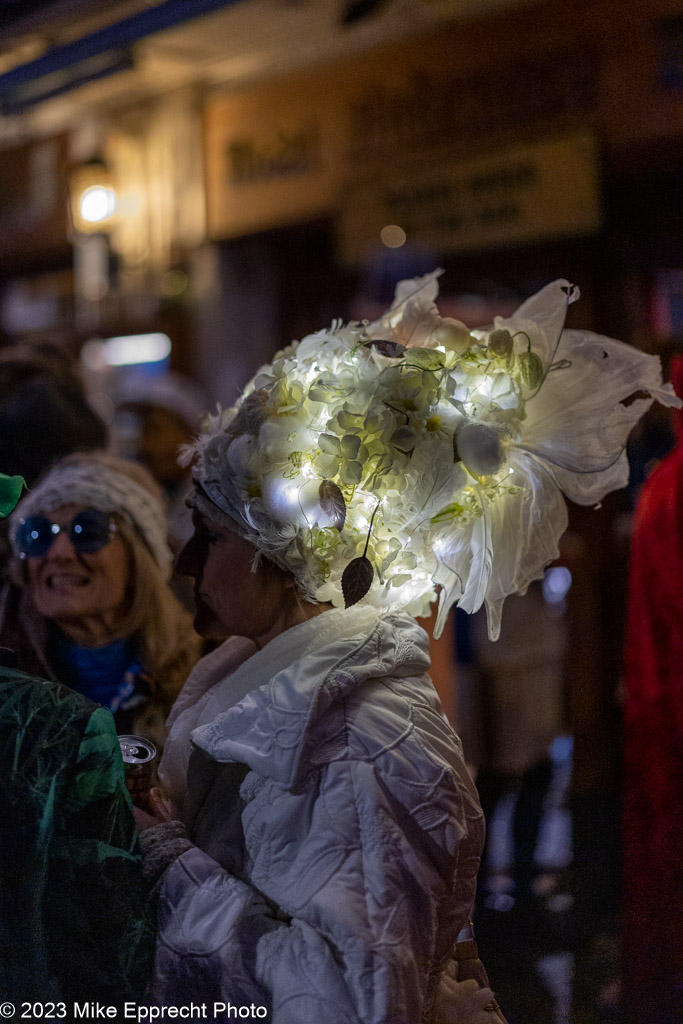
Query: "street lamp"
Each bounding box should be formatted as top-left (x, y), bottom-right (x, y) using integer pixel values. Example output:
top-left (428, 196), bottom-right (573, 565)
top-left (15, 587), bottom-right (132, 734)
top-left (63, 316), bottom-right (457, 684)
top-left (68, 157), bottom-right (119, 325)
top-left (68, 157), bottom-right (118, 235)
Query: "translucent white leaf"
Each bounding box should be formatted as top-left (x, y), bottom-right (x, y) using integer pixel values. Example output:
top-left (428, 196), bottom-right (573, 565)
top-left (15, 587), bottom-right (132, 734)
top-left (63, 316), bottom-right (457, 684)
top-left (368, 270), bottom-right (444, 347)
top-left (458, 490), bottom-right (493, 615)
top-left (495, 279), bottom-right (578, 372)
top-left (482, 451), bottom-right (568, 640)
top-left (518, 329), bottom-right (681, 505)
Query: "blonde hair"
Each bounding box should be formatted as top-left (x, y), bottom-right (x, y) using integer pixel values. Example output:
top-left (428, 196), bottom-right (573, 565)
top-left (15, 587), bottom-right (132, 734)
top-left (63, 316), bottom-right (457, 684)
top-left (13, 451), bottom-right (200, 708)
top-left (109, 516), bottom-right (200, 708)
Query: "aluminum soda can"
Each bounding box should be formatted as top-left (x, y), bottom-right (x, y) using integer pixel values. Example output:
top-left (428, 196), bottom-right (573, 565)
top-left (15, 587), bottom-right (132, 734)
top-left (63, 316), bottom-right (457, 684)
top-left (118, 734), bottom-right (157, 803)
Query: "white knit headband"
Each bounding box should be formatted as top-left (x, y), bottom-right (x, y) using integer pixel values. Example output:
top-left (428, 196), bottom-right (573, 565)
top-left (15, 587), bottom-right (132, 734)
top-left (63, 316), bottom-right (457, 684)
top-left (10, 462), bottom-right (173, 578)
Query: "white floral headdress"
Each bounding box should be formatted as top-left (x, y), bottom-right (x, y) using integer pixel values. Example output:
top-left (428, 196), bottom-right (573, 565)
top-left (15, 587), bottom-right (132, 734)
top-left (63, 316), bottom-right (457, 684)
top-left (182, 272), bottom-right (680, 639)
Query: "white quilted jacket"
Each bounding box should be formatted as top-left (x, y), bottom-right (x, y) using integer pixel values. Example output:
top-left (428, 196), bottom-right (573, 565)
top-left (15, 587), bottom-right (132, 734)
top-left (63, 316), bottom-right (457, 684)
top-left (150, 611), bottom-right (484, 1023)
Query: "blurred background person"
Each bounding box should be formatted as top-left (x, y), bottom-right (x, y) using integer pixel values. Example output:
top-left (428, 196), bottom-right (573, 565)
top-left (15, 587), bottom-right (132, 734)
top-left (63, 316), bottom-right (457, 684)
top-left (0, 451), bottom-right (200, 746)
top-left (112, 370), bottom-right (208, 548)
top-left (457, 582), bottom-right (568, 1022)
top-left (0, 341), bottom-right (107, 487)
top-left (466, 581), bottom-right (566, 923)
top-left (0, 342), bottom-right (107, 577)
top-left (622, 352), bottom-right (683, 1024)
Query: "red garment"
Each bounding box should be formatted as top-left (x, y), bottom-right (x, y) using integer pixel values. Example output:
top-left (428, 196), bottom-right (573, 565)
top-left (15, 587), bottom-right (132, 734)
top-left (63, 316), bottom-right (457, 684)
top-left (622, 356), bottom-right (683, 1024)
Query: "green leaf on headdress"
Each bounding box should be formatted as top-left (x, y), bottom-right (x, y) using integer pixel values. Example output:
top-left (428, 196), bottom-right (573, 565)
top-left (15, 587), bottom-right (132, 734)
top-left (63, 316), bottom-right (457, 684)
top-left (405, 348), bottom-right (445, 371)
top-left (0, 474), bottom-right (24, 518)
top-left (488, 329), bottom-right (513, 356)
top-left (342, 555), bottom-right (373, 607)
top-left (519, 350), bottom-right (543, 390)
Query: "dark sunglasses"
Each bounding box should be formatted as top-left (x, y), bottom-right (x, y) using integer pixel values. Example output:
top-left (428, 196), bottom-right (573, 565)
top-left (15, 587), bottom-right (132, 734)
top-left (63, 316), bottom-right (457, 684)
top-left (16, 508), bottom-right (116, 559)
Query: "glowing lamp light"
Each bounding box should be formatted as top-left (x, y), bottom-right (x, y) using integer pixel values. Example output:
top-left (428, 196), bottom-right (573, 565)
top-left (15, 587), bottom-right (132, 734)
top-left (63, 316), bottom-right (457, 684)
top-left (80, 186), bottom-right (117, 224)
top-left (543, 566), bottom-right (572, 604)
top-left (81, 334), bottom-right (172, 371)
top-left (380, 225), bottom-right (407, 249)
top-left (69, 157), bottom-right (118, 234)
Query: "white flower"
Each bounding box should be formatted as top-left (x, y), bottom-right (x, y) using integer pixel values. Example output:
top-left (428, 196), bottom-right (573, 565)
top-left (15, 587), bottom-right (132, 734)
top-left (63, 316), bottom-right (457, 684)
top-left (185, 274), bottom-right (680, 637)
top-left (431, 279), bottom-right (681, 638)
top-left (367, 270), bottom-right (443, 347)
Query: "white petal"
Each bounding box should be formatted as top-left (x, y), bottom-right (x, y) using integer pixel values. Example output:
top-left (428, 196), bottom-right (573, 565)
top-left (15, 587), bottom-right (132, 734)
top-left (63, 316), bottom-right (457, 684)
top-left (497, 279), bottom-right (578, 370)
top-left (458, 491), bottom-right (493, 615)
top-left (226, 435), bottom-right (256, 475)
top-left (483, 452), bottom-right (567, 639)
top-left (390, 436), bottom-right (466, 531)
top-left (391, 270), bottom-right (443, 308)
top-left (433, 555), bottom-right (464, 639)
top-left (369, 270), bottom-right (444, 347)
top-left (518, 329), bottom-right (681, 505)
top-left (432, 451), bottom-right (567, 639)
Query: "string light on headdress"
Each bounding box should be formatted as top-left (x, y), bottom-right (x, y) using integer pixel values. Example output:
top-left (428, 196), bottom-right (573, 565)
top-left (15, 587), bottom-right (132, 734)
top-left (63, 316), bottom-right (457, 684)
top-left (184, 271), bottom-right (680, 639)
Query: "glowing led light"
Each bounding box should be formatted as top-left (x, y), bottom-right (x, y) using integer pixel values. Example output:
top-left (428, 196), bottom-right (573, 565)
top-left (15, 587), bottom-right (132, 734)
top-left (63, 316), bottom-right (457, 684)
top-left (80, 186), bottom-right (117, 223)
top-left (262, 476), bottom-right (304, 522)
top-left (357, 492), bottom-right (379, 513)
top-left (271, 480), bottom-right (300, 509)
top-left (472, 376), bottom-right (492, 398)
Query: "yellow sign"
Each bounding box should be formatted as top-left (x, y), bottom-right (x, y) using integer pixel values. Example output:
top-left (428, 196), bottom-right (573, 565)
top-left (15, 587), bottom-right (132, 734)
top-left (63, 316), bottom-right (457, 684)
top-left (204, 75), bottom-right (344, 239)
top-left (339, 134), bottom-right (602, 264)
top-left (203, 15), bottom-right (606, 244)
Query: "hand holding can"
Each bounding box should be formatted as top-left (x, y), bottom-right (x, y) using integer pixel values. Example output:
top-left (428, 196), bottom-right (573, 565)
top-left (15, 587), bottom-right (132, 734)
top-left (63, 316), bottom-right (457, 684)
top-left (118, 734), bottom-right (157, 810)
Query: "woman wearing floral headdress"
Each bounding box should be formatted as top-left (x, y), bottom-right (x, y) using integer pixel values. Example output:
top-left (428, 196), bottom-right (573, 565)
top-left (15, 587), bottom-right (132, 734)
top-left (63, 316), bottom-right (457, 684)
top-left (137, 274), bottom-right (678, 1023)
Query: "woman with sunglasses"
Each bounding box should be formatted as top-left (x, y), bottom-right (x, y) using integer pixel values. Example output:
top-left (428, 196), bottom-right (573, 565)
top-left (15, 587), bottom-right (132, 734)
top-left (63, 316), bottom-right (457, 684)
top-left (0, 471), bottom-right (155, 1006)
top-left (0, 451), bottom-right (200, 744)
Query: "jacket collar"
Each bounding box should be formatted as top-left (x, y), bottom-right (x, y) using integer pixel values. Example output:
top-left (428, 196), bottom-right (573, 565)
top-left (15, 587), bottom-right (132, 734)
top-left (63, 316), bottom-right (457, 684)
top-left (190, 612), bottom-right (429, 789)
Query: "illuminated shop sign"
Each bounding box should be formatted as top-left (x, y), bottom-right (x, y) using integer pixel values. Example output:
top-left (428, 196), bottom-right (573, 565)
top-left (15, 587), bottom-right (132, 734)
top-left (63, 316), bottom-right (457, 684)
top-left (338, 133), bottom-right (602, 264)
